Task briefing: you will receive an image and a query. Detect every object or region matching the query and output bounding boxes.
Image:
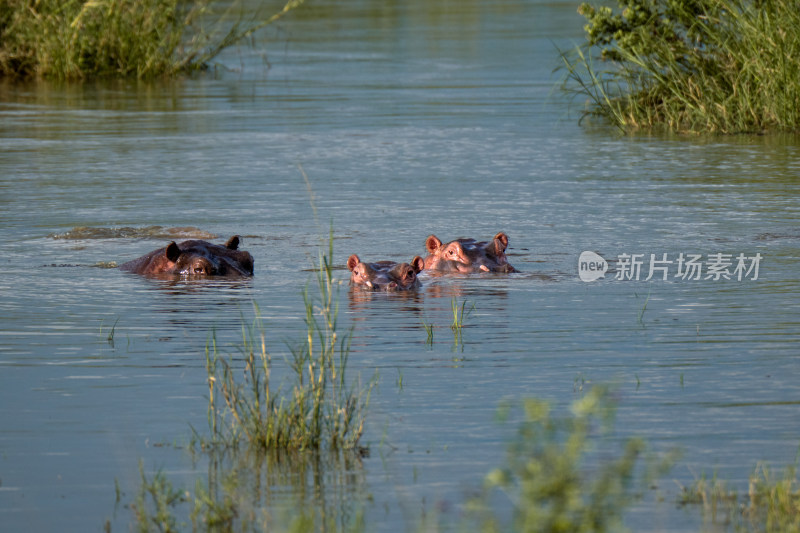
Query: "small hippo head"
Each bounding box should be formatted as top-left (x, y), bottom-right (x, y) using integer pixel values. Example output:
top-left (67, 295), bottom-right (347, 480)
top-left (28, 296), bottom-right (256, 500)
top-left (424, 232), bottom-right (516, 273)
top-left (120, 235), bottom-right (254, 277)
top-left (347, 255), bottom-right (425, 291)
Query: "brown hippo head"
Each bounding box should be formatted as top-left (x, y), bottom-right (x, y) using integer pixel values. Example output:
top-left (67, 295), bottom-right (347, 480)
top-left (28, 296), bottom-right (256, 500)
top-left (347, 254), bottom-right (425, 291)
top-left (120, 235), bottom-right (254, 277)
top-left (423, 232), bottom-right (516, 273)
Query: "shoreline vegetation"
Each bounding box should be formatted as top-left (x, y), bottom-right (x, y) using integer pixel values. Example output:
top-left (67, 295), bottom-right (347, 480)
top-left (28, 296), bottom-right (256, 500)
top-left (131, 369), bottom-right (800, 532)
top-left (0, 0), bottom-right (304, 80)
top-left (561, 0), bottom-right (800, 134)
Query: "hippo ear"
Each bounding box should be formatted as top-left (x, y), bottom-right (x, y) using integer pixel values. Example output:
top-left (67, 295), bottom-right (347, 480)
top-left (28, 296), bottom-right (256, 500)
top-left (493, 232), bottom-right (509, 252)
top-left (165, 242), bottom-right (181, 262)
top-left (346, 254), bottom-right (361, 272)
top-left (425, 235), bottom-right (442, 254)
top-left (410, 256), bottom-right (425, 274)
top-left (225, 236), bottom-right (240, 250)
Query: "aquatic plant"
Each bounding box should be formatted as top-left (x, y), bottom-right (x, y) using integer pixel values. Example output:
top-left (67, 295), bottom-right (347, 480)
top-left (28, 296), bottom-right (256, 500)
top-left (561, 0), bottom-right (800, 133)
top-left (637, 287), bottom-right (650, 324)
top-left (204, 235), bottom-right (375, 452)
top-left (465, 386), bottom-right (675, 533)
top-left (450, 297), bottom-right (475, 332)
top-left (421, 318), bottom-right (434, 346)
top-left (679, 462), bottom-right (800, 532)
top-left (0, 0), bottom-right (304, 80)
top-left (130, 461), bottom-right (189, 533)
top-left (100, 316), bottom-right (120, 346)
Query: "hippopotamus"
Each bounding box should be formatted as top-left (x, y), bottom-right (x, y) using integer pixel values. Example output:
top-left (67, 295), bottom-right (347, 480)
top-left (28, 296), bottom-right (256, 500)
top-left (423, 232), bottom-right (517, 273)
top-left (119, 236), bottom-right (254, 277)
top-left (347, 254), bottom-right (425, 291)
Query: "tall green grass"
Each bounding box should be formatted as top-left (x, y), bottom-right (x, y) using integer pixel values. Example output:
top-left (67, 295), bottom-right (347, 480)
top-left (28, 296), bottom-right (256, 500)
top-left (561, 0), bottom-right (800, 134)
top-left (204, 236), bottom-right (375, 453)
top-left (0, 0), bottom-right (304, 80)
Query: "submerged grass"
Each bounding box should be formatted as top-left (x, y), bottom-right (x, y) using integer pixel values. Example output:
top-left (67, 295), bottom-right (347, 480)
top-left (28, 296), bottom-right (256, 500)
top-left (130, 461), bottom-right (189, 533)
top-left (561, 0), bottom-right (800, 134)
top-left (679, 461), bottom-right (800, 532)
top-left (203, 234), bottom-right (375, 453)
top-left (0, 0), bottom-right (304, 80)
top-left (464, 386), bottom-right (676, 533)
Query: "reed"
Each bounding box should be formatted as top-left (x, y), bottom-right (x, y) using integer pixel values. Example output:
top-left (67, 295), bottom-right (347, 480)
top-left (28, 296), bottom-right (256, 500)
top-left (450, 297), bottom-right (474, 332)
top-left (204, 235), bottom-right (375, 453)
top-left (0, 0), bottom-right (304, 80)
top-left (561, 0), bottom-right (800, 134)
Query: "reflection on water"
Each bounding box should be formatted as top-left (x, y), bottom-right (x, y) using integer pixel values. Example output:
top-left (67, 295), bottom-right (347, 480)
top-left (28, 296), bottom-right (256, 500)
top-left (127, 445), bottom-right (368, 531)
top-left (1, 0), bottom-right (800, 531)
top-left (187, 448), bottom-right (367, 531)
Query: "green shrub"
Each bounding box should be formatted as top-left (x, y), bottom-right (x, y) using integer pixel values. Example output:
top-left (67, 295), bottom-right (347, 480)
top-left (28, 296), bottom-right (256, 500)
top-left (466, 387), bottom-right (675, 533)
top-left (0, 0), bottom-right (304, 80)
top-left (562, 0), bottom-right (800, 133)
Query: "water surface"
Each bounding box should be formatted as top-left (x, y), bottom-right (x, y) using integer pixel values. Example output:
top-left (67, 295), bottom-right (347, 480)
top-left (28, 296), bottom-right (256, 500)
top-left (1, 0), bottom-right (799, 531)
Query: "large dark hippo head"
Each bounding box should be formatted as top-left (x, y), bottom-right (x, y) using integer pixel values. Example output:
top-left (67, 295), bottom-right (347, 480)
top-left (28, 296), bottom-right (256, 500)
top-left (347, 254), bottom-right (424, 291)
top-left (120, 236), bottom-right (254, 277)
top-left (423, 232), bottom-right (516, 273)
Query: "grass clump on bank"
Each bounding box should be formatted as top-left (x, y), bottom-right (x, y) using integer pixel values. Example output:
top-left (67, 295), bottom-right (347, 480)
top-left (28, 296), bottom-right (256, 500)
top-left (561, 0), bottom-right (800, 134)
top-left (203, 237), bottom-right (375, 453)
top-left (0, 0), bottom-right (304, 80)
